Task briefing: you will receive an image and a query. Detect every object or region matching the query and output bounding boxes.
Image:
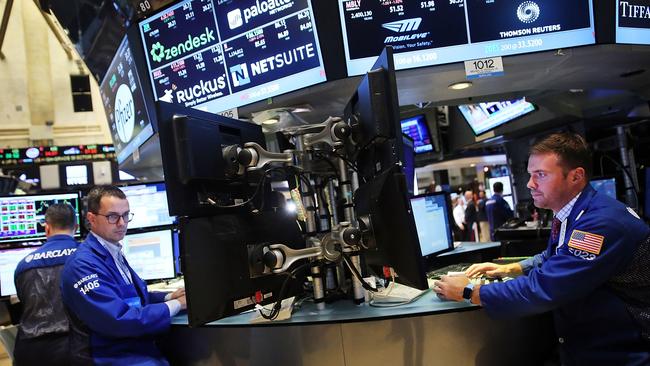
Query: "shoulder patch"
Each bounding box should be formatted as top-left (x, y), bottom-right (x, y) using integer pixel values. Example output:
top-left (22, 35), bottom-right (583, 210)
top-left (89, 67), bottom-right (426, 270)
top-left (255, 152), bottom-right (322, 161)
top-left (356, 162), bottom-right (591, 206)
top-left (568, 230), bottom-right (604, 255)
top-left (626, 207), bottom-right (640, 220)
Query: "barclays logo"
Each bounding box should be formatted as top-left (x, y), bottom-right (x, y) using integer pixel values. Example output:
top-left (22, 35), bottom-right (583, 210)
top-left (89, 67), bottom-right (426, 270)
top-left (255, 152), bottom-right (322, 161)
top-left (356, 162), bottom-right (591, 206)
top-left (517, 1), bottom-right (540, 24)
top-left (382, 18), bottom-right (422, 33)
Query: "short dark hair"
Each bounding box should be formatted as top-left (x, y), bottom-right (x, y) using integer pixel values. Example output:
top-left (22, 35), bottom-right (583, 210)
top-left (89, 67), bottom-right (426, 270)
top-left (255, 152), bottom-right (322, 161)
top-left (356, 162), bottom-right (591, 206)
top-left (45, 203), bottom-right (77, 231)
top-left (530, 132), bottom-right (592, 179)
top-left (493, 182), bottom-right (504, 193)
top-left (86, 185), bottom-right (127, 214)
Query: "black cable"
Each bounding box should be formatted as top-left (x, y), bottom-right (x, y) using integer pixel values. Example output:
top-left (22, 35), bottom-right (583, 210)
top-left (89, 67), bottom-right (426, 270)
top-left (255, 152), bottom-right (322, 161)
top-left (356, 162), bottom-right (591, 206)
top-left (258, 262), bottom-right (311, 320)
top-left (208, 167), bottom-right (286, 209)
top-left (342, 253), bottom-right (378, 292)
top-left (599, 154), bottom-right (639, 207)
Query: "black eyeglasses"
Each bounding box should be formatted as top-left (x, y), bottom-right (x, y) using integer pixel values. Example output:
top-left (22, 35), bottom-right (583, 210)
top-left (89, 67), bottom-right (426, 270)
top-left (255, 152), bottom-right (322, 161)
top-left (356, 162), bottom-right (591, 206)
top-left (94, 212), bottom-right (134, 224)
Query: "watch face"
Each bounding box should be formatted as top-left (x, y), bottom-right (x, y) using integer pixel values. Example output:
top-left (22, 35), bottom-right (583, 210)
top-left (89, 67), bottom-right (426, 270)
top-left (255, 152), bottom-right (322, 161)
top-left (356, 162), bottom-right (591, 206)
top-left (463, 284), bottom-right (474, 300)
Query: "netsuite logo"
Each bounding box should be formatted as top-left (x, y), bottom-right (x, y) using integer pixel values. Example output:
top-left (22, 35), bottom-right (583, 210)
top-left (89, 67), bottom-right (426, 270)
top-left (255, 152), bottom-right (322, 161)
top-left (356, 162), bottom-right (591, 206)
top-left (382, 18), bottom-right (428, 43)
top-left (149, 27), bottom-right (216, 63)
top-left (227, 0), bottom-right (295, 29)
top-left (517, 1), bottom-right (540, 24)
top-left (230, 64), bottom-right (251, 87)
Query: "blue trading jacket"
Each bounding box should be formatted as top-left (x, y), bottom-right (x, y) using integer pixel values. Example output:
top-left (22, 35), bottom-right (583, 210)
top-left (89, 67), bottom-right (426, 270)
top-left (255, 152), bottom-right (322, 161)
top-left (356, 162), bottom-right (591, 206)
top-left (485, 193), bottom-right (513, 240)
top-left (61, 233), bottom-right (170, 366)
top-left (480, 185), bottom-right (650, 365)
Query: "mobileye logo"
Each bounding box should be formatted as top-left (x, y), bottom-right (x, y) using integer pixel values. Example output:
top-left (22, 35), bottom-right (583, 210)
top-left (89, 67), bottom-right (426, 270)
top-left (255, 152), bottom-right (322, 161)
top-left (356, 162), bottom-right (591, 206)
top-left (227, 0), bottom-right (295, 29)
top-left (382, 18), bottom-right (422, 33)
top-left (149, 27), bottom-right (216, 63)
top-left (230, 64), bottom-right (251, 87)
top-left (176, 76), bottom-right (227, 103)
top-left (114, 84), bottom-right (135, 143)
top-left (382, 18), bottom-right (429, 43)
top-left (517, 1), bottom-right (540, 24)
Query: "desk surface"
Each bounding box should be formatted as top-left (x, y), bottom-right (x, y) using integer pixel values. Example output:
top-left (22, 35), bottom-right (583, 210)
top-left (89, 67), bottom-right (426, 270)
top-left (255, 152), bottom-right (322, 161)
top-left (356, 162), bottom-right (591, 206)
top-left (171, 291), bottom-right (477, 327)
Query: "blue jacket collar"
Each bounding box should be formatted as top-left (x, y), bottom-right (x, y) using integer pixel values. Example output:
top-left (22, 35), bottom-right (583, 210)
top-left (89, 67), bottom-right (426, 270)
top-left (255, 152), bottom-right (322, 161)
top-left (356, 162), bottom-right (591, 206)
top-left (84, 233), bottom-right (112, 260)
top-left (566, 184), bottom-right (596, 225)
top-left (46, 234), bottom-right (75, 242)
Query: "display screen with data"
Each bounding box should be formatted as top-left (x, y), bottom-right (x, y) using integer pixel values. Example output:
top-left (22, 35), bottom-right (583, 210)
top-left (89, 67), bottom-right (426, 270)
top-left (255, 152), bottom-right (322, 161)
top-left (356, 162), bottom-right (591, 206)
top-left (139, 0), bottom-right (326, 114)
top-left (459, 98), bottom-right (535, 135)
top-left (119, 183), bottom-right (175, 229)
top-left (410, 192), bottom-right (453, 257)
top-left (122, 229), bottom-right (175, 281)
top-left (616, 0), bottom-right (650, 45)
top-left (339, 0), bottom-right (595, 75)
top-left (400, 114), bottom-right (433, 154)
top-left (0, 247), bottom-right (40, 296)
top-left (100, 36), bottom-right (154, 164)
top-left (0, 193), bottom-right (81, 243)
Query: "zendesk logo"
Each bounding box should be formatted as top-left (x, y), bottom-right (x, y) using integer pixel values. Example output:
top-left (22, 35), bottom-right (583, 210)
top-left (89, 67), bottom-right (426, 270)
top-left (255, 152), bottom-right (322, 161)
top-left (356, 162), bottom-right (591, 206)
top-left (382, 18), bottom-right (422, 33)
top-left (149, 27), bottom-right (216, 63)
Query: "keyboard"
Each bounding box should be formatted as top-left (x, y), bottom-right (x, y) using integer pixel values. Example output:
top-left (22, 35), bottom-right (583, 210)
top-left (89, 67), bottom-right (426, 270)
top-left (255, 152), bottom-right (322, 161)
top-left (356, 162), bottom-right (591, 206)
top-left (426, 263), bottom-right (472, 279)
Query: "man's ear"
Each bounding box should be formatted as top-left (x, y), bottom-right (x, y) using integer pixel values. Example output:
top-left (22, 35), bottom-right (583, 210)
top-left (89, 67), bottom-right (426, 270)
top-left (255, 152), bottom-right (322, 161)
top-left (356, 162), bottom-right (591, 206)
top-left (44, 222), bottom-right (51, 236)
top-left (572, 167), bottom-right (586, 184)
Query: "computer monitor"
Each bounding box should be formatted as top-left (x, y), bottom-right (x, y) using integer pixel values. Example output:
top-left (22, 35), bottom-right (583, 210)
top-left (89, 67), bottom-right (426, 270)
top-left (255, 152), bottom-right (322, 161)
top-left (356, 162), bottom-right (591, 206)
top-left (401, 114), bottom-right (434, 154)
top-left (155, 102), bottom-right (267, 217)
top-left (345, 46), bottom-right (404, 182)
top-left (487, 176), bottom-right (513, 196)
top-left (503, 195), bottom-right (514, 211)
top-left (181, 211), bottom-right (306, 326)
top-left (0, 246), bottom-right (40, 296)
top-left (119, 183), bottom-right (175, 229)
top-left (121, 229), bottom-right (175, 281)
top-left (459, 98), bottom-right (536, 136)
top-left (410, 192), bottom-right (454, 258)
top-left (590, 177), bottom-right (617, 200)
top-left (0, 192), bottom-right (81, 243)
top-left (354, 165), bottom-right (428, 290)
top-left (63, 164), bottom-right (91, 186)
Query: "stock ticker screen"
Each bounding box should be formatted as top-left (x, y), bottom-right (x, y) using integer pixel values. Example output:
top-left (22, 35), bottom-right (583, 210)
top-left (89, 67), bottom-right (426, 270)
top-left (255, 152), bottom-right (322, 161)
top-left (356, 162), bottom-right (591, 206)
top-left (339, 0), bottom-right (595, 76)
top-left (139, 0), bottom-right (327, 114)
top-left (99, 37), bottom-right (154, 164)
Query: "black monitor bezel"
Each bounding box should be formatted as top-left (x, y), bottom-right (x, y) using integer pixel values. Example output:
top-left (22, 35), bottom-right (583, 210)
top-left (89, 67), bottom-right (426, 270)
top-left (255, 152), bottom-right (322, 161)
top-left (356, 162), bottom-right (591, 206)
top-left (409, 191), bottom-right (455, 261)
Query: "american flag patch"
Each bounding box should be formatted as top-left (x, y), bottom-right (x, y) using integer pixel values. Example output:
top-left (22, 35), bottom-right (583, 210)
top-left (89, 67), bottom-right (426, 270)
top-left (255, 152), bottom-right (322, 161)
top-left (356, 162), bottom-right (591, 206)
top-left (568, 230), bottom-right (605, 255)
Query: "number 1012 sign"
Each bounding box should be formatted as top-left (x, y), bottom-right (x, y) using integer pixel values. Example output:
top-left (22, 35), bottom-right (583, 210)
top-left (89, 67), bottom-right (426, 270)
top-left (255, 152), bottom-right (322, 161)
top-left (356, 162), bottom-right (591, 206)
top-left (464, 57), bottom-right (504, 80)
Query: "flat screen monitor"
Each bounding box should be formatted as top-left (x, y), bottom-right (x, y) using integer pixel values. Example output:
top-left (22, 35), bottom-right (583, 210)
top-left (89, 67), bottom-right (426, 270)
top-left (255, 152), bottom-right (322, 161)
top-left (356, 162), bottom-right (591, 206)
top-left (0, 193), bottom-right (81, 243)
top-left (616, 0), bottom-right (650, 45)
top-left (139, 0), bottom-right (327, 114)
top-left (99, 36), bottom-right (155, 164)
top-left (121, 229), bottom-right (176, 281)
top-left (400, 114), bottom-right (433, 154)
top-left (0, 246), bottom-right (40, 296)
top-left (119, 183), bottom-right (175, 229)
top-left (65, 165), bottom-right (90, 186)
top-left (338, 0), bottom-right (595, 75)
top-left (590, 177), bottom-right (617, 199)
top-left (410, 192), bottom-right (454, 258)
top-left (487, 176), bottom-right (513, 196)
top-left (503, 195), bottom-right (514, 211)
top-left (459, 98), bottom-right (536, 136)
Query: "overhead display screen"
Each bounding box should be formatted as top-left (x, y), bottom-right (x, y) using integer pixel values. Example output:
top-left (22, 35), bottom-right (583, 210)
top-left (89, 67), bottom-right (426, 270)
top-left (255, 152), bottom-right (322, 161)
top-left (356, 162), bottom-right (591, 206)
top-left (139, 0), bottom-right (326, 113)
top-left (339, 0), bottom-right (595, 76)
top-left (100, 37), bottom-right (154, 164)
top-left (616, 0), bottom-right (650, 44)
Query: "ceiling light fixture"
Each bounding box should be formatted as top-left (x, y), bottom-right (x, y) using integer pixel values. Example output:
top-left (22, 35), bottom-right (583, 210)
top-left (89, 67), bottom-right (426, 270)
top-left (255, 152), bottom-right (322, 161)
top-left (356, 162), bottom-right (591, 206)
top-left (448, 81), bottom-right (473, 90)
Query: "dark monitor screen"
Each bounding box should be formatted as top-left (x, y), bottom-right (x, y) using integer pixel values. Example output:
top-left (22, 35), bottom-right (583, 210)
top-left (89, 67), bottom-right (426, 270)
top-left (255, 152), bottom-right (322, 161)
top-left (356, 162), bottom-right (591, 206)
top-left (119, 183), bottom-right (175, 229)
top-left (410, 192), bottom-right (454, 258)
top-left (459, 98), bottom-right (536, 136)
top-left (0, 246), bottom-right (41, 296)
top-left (400, 114), bottom-right (433, 154)
top-left (590, 177), bottom-right (617, 200)
top-left (0, 193), bottom-right (82, 243)
top-left (121, 229), bottom-right (176, 281)
top-left (99, 36), bottom-right (154, 164)
top-left (354, 165), bottom-right (428, 290)
top-left (138, 0), bottom-right (326, 114)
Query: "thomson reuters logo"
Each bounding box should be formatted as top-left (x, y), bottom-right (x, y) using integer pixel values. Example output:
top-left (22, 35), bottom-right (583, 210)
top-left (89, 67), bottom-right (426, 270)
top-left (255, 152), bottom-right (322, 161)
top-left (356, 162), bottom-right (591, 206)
top-left (517, 1), bottom-right (540, 23)
top-left (382, 18), bottom-right (422, 33)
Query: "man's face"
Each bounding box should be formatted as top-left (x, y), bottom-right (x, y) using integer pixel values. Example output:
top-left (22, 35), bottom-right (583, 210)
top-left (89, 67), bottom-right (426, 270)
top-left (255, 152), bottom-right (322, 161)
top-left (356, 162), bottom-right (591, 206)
top-left (527, 153), bottom-right (584, 212)
top-left (87, 196), bottom-right (130, 243)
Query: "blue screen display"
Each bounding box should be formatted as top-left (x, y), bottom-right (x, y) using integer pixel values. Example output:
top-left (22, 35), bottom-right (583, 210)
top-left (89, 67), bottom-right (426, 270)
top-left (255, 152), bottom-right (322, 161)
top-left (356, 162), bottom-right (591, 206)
top-left (616, 0), bottom-right (650, 45)
top-left (119, 183), bottom-right (175, 229)
top-left (139, 0), bottom-right (326, 114)
top-left (401, 115), bottom-right (433, 154)
top-left (590, 178), bottom-right (617, 200)
top-left (339, 0), bottom-right (595, 76)
top-left (410, 193), bottom-right (453, 257)
top-left (459, 98), bottom-right (535, 135)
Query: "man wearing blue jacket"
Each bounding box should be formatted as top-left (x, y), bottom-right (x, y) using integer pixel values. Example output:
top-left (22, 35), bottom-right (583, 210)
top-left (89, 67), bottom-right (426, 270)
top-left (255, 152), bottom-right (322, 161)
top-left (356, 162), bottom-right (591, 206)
top-left (434, 132), bottom-right (650, 365)
top-left (61, 185), bottom-right (186, 365)
top-left (14, 203), bottom-right (79, 366)
top-left (485, 181), bottom-right (513, 240)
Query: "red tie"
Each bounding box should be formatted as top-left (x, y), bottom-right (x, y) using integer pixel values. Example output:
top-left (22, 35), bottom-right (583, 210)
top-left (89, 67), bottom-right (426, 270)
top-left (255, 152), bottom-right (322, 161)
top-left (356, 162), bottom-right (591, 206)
top-left (551, 218), bottom-right (562, 243)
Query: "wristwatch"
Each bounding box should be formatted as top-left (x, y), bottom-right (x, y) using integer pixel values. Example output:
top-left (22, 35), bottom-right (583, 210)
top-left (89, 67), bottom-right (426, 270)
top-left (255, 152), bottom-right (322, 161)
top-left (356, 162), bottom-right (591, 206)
top-left (462, 283), bottom-right (475, 303)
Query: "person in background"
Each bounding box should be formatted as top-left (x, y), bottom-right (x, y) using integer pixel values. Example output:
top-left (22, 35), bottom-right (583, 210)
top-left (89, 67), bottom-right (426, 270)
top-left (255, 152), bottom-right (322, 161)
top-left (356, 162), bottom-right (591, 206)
top-left (485, 181), bottom-right (514, 240)
top-left (434, 132), bottom-right (650, 365)
top-left (13, 203), bottom-right (79, 366)
top-left (463, 191), bottom-right (478, 241)
top-left (477, 190), bottom-right (490, 242)
top-left (61, 186), bottom-right (186, 365)
top-left (425, 181), bottom-right (442, 193)
top-left (451, 196), bottom-right (465, 241)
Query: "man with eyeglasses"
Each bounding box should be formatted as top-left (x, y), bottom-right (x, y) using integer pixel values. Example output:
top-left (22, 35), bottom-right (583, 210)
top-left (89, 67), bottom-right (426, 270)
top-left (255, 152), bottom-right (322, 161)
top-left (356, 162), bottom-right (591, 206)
top-left (61, 185), bottom-right (185, 365)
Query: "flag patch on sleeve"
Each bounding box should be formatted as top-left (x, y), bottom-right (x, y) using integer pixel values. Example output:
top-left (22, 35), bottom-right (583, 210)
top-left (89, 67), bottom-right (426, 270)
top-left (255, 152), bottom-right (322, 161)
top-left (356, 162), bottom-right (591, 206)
top-left (568, 230), bottom-right (605, 255)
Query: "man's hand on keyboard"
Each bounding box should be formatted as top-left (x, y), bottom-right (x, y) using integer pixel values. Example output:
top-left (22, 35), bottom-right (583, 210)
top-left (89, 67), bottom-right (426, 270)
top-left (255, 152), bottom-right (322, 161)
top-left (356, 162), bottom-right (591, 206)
top-left (432, 275), bottom-right (469, 302)
top-left (168, 287), bottom-right (185, 300)
top-left (465, 262), bottom-right (523, 278)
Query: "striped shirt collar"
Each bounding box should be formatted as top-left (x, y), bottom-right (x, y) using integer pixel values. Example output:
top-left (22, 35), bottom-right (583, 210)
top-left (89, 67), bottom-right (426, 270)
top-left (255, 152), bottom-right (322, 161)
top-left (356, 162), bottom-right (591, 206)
top-left (91, 231), bottom-right (123, 259)
top-left (555, 192), bottom-right (581, 222)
